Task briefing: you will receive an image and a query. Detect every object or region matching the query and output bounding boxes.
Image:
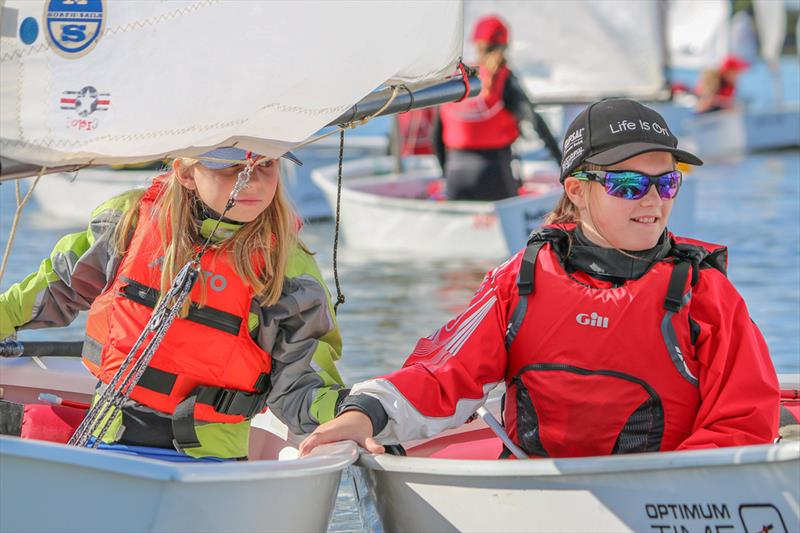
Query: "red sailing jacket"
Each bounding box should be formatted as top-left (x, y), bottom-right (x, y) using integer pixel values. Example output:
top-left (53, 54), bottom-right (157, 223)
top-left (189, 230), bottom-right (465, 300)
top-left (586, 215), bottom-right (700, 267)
top-left (370, 226), bottom-right (779, 454)
top-left (439, 64), bottom-right (519, 150)
top-left (83, 181), bottom-right (272, 426)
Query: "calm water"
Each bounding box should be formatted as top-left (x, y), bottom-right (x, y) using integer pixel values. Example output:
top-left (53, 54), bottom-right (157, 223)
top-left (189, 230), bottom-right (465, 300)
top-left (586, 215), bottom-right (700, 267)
top-left (1, 149), bottom-right (798, 531)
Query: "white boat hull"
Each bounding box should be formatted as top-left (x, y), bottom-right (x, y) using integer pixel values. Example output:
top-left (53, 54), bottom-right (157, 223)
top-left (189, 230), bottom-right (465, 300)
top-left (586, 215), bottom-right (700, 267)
top-left (0, 356), bottom-right (357, 532)
top-left (683, 105), bottom-right (800, 160)
top-left (32, 170), bottom-right (150, 225)
top-left (353, 391), bottom-right (800, 533)
top-left (311, 156), bottom-right (562, 260)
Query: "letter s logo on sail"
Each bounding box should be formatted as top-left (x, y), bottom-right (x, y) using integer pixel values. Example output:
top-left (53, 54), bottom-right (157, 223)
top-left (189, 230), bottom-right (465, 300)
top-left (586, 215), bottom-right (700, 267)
top-left (45, 0), bottom-right (106, 59)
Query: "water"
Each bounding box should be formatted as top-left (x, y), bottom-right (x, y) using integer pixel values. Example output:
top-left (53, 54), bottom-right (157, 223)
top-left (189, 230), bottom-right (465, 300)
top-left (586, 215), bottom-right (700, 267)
top-left (2, 148), bottom-right (798, 531)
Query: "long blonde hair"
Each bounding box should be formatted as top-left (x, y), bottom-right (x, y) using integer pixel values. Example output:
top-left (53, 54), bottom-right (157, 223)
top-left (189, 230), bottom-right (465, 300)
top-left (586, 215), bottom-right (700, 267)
top-left (114, 160), bottom-right (301, 311)
top-left (545, 162), bottom-right (605, 225)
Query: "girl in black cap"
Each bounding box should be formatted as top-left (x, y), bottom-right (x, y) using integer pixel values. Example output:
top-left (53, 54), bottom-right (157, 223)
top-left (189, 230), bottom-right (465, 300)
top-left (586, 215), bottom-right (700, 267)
top-left (300, 99), bottom-right (780, 459)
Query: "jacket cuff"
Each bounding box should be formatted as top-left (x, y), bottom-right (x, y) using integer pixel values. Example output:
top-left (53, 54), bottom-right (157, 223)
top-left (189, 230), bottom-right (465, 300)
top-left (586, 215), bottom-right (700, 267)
top-left (336, 394), bottom-right (389, 436)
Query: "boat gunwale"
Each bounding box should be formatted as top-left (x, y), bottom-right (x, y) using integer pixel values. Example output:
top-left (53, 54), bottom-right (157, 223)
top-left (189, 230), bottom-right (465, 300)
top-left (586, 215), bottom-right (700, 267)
top-left (355, 441), bottom-right (800, 477)
top-left (0, 436), bottom-right (358, 482)
top-left (311, 157), bottom-right (561, 215)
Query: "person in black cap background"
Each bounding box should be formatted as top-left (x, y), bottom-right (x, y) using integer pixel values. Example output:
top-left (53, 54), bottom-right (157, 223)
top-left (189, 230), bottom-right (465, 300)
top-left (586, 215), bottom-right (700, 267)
top-left (0, 147), bottom-right (348, 459)
top-left (299, 98), bottom-right (779, 459)
top-left (432, 15), bottom-right (562, 202)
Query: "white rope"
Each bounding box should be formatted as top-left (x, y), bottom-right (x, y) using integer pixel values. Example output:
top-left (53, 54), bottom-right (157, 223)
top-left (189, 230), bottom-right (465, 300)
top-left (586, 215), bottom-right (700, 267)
top-left (289, 85), bottom-right (402, 152)
top-left (0, 167), bottom-right (46, 286)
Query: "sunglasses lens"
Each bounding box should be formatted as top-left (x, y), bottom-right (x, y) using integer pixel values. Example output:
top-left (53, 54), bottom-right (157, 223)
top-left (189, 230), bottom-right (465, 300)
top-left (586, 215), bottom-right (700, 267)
top-left (604, 172), bottom-right (650, 199)
top-left (656, 171), bottom-right (682, 199)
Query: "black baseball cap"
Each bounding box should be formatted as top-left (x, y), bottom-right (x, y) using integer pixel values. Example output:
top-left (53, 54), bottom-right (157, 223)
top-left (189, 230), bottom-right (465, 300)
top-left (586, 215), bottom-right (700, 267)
top-left (560, 98), bottom-right (702, 181)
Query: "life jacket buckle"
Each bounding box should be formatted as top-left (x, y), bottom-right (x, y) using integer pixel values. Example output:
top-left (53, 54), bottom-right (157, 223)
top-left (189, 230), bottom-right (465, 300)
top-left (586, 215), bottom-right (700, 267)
top-left (212, 389), bottom-right (237, 414)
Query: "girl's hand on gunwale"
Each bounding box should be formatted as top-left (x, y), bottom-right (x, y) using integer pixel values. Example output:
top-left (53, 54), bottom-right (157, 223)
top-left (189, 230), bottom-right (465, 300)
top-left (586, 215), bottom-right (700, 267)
top-left (299, 410), bottom-right (385, 457)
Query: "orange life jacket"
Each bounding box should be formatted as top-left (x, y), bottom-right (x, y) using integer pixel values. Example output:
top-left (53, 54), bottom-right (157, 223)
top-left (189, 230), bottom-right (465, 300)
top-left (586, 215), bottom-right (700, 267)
top-left (82, 181), bottom-right (272, 448)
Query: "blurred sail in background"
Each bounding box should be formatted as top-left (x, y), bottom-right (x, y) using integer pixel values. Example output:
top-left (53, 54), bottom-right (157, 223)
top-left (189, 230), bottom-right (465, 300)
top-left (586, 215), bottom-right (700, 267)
top-left (753, 0), bottom-right (788, 67)
top-left (0, 0), bottom-right (462, 169)
top-left (667, 0), bottom-right (730, 69)
top-left (729, 10), bottom-right (759, 64)
top-left (462, 0), bottom-right (670, 103)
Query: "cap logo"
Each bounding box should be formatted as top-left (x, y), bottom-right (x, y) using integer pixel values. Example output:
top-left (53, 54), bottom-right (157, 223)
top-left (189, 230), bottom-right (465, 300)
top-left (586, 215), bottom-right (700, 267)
top-left (561, 127), bottom-right (585, 172)
top-left (563, 127), bottom-right (584, 152)
top-left (609, 119), bottom-right (671, 137)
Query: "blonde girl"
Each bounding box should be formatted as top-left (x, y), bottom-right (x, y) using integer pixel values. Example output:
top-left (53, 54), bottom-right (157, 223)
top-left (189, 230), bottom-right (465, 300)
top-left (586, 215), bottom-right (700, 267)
top-left (1, 147), bottom-right (346, 459)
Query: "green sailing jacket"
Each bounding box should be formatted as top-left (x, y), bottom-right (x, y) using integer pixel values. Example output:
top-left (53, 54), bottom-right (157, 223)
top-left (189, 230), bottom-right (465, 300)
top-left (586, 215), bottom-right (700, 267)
top-left (0, 188), bottom-right (346, 458)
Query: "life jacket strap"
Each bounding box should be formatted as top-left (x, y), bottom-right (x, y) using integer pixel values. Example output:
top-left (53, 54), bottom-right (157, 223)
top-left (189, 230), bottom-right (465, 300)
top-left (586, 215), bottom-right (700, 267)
top-left (118, 276), bottom-right (242, 336)
top-left (663, 260), bottom-right (692, 312)
top-left (171, 373), bottom-right (272, 451)
top-left (516, 239), bottom-right (548, 296)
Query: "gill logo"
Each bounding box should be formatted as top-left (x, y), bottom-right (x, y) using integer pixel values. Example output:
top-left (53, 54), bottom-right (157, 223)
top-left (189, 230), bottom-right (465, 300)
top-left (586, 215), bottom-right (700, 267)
top-left (148, 257), bottom-right (228, 293)
top-left (576, 312), bottom-right (609, 329)
top-left (45, 0), bottom-right (105, 59)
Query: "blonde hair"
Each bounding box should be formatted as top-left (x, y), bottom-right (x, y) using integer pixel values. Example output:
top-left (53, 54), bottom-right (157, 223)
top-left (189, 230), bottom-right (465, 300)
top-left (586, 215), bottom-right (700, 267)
top-left (544, 162), bottom-right (605, 225)
top-left (114, 160), bottom-right (301, 313)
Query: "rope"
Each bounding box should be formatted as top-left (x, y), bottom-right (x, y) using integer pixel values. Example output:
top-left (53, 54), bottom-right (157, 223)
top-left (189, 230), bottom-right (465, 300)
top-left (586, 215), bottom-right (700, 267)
top-left (290, 85), bottom-right (402, 152)
top-left (0, 167), bottom-right (46, 286)
top-left (454, 62), bottom-right (471, 102)
top-left (320, 86), bottom-right (402, 314)
top-left (332, 130), bottom-right (346, 313)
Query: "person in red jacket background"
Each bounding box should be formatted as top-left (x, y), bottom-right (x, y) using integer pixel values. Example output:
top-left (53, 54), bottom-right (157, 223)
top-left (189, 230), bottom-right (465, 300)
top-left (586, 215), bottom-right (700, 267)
top-left (300, 98), bottom-right (779, 458)
top-left (695, 55), bottom-right (750, 114)
top-left (433, 15), bottom-right (562, 201)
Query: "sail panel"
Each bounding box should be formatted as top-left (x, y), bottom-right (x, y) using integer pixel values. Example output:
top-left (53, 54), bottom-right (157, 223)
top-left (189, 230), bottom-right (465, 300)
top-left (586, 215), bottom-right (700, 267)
top-left (0, 0), bottom-right (462, 167)
top-left (463, 0), bottom-right (668, 103)
top-left (667, 0), bottom-right (730, 70)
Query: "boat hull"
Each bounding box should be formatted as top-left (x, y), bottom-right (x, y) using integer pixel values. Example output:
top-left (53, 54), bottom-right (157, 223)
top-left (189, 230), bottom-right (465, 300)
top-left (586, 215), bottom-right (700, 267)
top-left (311, 156), bottom-right (562, 260)
top-left (0, 356), bottom-right (357, 532)
top-left (683, 105), bottom-right (800, 160)
top-left (353, 390), bottom-right (800, 533)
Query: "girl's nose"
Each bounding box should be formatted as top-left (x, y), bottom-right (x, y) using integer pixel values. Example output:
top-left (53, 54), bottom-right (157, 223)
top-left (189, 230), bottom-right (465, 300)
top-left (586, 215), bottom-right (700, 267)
top-left (640, 184), bottom-right (663, 206)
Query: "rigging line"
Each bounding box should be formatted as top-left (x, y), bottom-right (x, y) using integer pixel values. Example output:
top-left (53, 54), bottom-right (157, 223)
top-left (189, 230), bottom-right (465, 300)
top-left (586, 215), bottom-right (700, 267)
top-left (0, 167), bottom-right (46, 285)
top-left (332, 130), bottom-right (346, 314)
top-left (329, 86), bottom-right (402, 314)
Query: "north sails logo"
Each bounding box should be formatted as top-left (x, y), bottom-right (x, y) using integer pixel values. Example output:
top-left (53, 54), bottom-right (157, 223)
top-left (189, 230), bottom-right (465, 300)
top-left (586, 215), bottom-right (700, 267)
top-left (576, 312), bottom-right (608, 328)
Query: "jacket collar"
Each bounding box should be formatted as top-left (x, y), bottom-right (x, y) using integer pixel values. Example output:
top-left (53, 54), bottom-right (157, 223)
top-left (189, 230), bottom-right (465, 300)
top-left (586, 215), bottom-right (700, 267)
top-left (564, 227), bottom-right (671, 281)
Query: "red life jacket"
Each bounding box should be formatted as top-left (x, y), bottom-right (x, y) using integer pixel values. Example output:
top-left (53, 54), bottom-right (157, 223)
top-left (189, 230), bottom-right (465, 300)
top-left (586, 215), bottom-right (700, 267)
top-left (82, 180), bottom-right (272, 448)
top-left (398, 108), bottom-right (435, 155)
top-left (439, 64), bottom-right (519, 150)
top-left (502, 226), bottom-right (727, 457)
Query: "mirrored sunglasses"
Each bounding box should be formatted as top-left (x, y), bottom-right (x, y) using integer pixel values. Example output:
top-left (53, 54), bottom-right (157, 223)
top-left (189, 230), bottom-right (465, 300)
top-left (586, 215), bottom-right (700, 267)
top-left (570, 170), bottom-right (682, 200)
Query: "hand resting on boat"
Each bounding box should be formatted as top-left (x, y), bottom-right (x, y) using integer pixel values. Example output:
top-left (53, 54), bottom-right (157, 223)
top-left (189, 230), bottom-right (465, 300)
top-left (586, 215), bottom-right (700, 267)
top-left (299, 410), bottom-right (384, 457)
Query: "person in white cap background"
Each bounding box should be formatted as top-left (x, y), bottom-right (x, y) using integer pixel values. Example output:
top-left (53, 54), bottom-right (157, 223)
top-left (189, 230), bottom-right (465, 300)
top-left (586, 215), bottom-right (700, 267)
top-left (299, 98), bottom-right (779, 459)
top-left (0, 147), bottom-right (347, 459)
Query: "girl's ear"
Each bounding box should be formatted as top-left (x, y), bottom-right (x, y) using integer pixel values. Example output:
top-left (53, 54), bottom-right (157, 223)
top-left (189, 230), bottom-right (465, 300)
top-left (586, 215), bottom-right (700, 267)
top-left (173, 160), bottom-right (197, 190)
top-left (563, 177), bottom-right (586, 209)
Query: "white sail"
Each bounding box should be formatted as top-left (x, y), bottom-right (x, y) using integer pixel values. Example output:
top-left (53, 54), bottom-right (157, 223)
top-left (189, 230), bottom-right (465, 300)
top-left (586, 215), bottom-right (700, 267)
top-left (729, 10), bottom-right (760, 64)
top-left (462, 0), bottom-right (668, 103)
top-left (667, 0), bottom-right (730, 70)
top-left (753, 0), bottom-right (787, 66)
top-left (0, 0), bottom-right (462, 168)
